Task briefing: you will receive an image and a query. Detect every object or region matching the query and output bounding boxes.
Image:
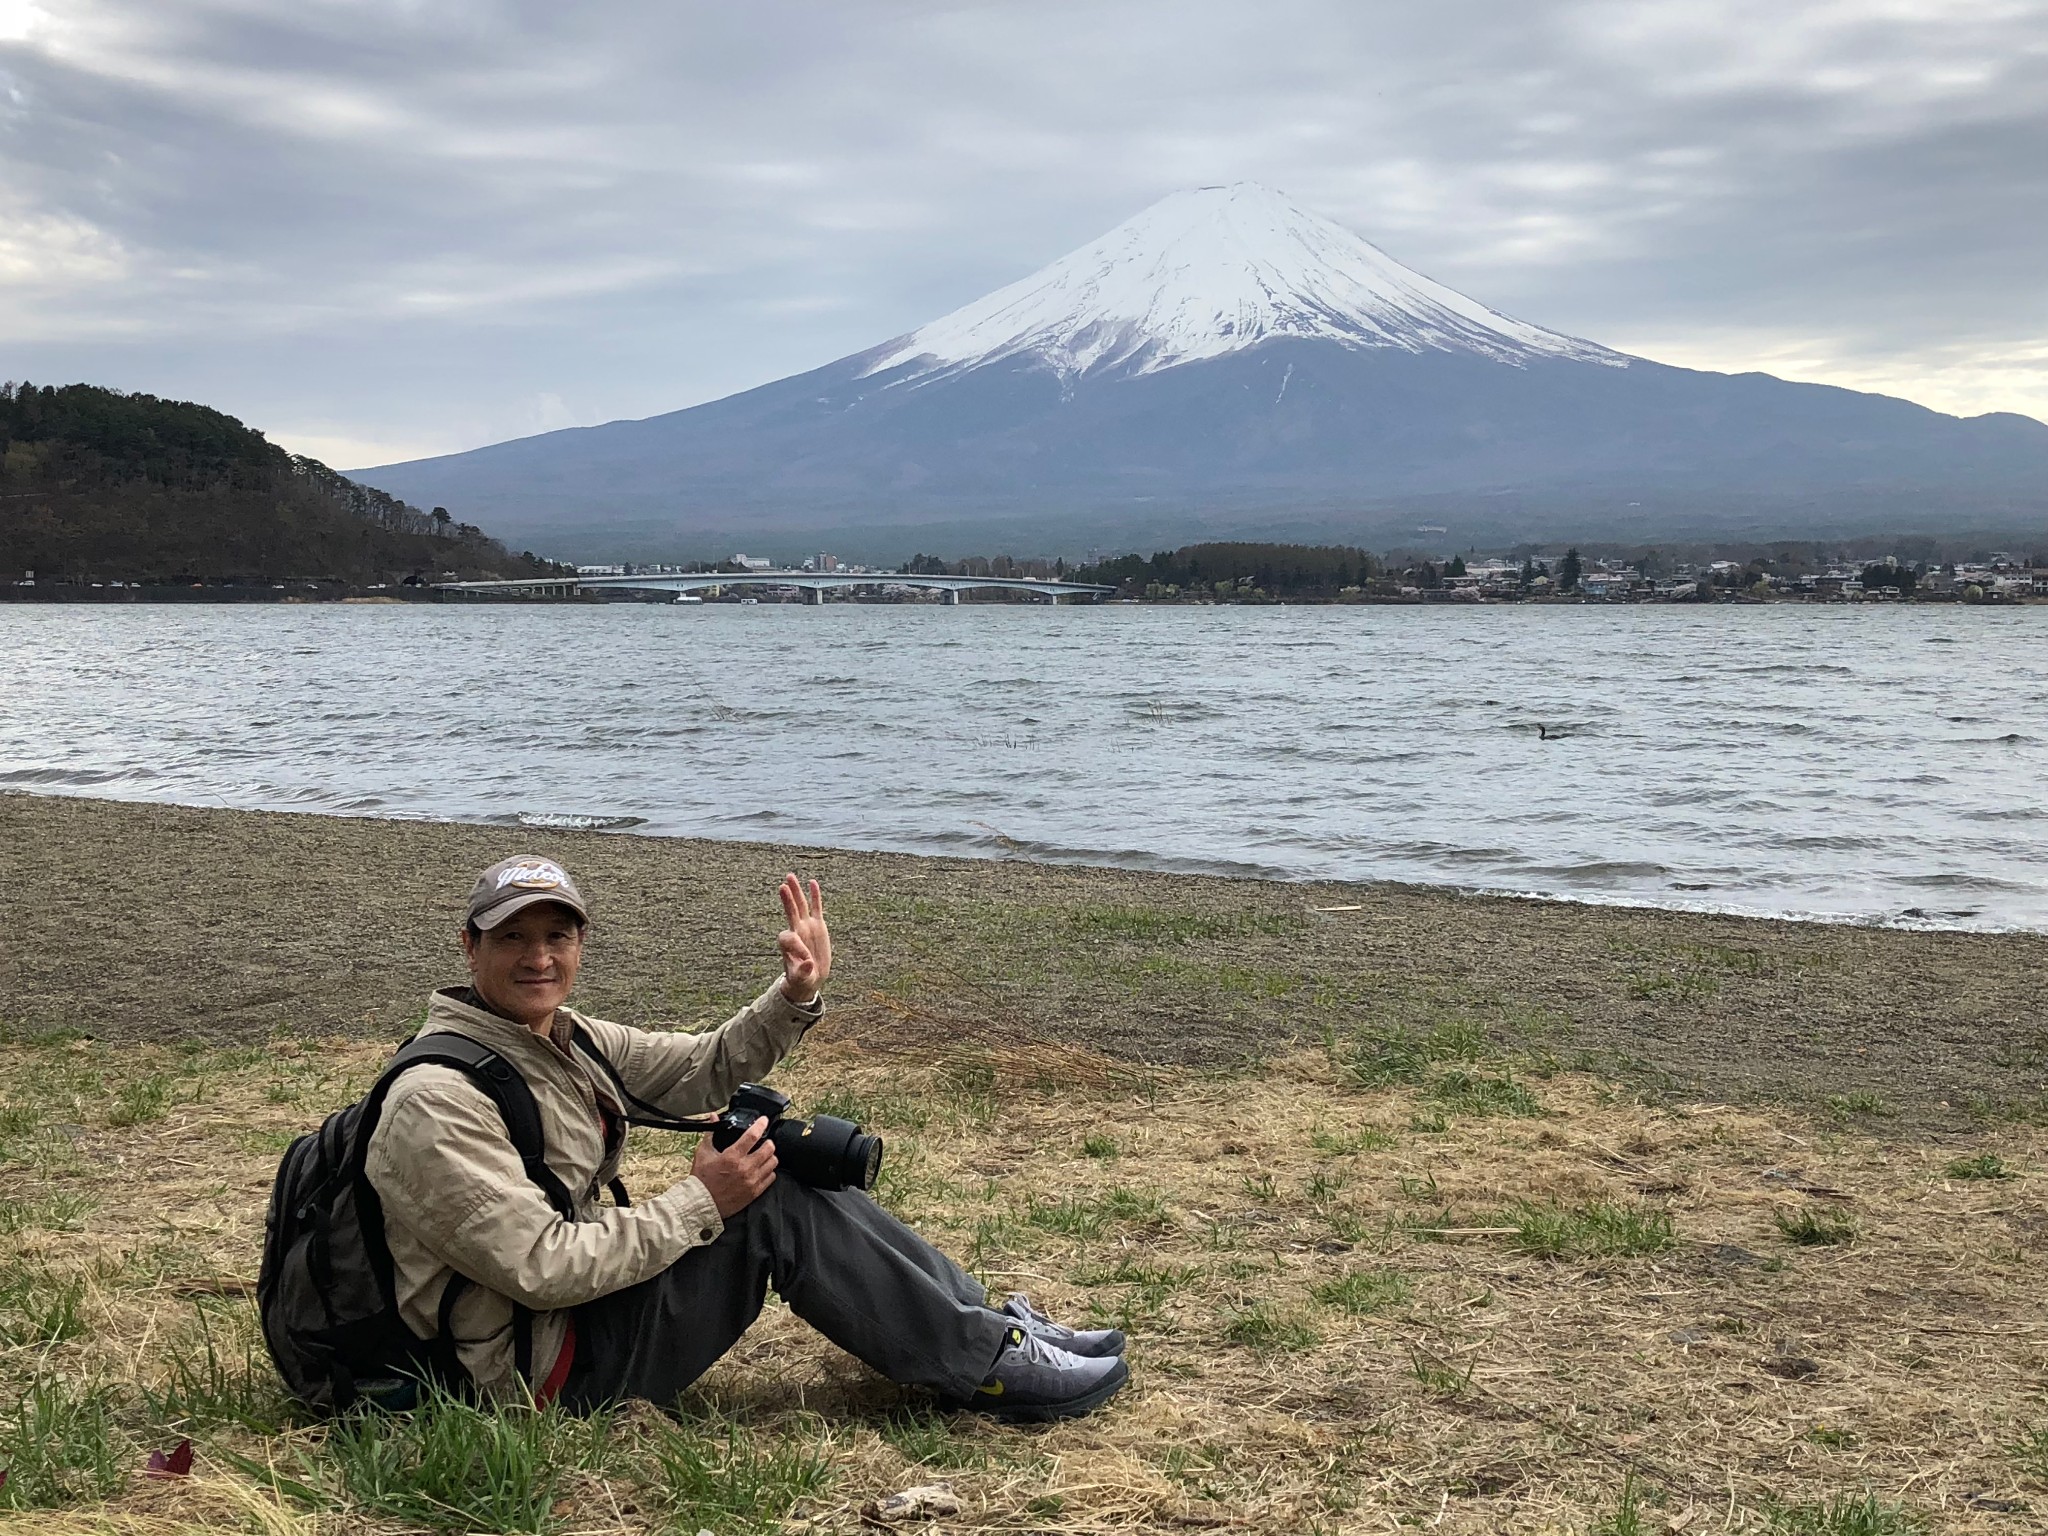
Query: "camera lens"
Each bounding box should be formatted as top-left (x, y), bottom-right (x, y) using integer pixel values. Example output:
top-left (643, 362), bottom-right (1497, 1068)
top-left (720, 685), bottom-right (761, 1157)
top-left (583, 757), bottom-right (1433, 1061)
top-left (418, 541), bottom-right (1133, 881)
top-left (772, 1114), bottom-right (884, 1191)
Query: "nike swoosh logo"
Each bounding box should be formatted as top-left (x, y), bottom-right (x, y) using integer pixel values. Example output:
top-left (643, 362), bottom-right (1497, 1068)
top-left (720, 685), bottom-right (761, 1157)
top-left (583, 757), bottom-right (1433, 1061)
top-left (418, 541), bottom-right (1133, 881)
top-left (976, 1379), bottom-right (1005, 1396)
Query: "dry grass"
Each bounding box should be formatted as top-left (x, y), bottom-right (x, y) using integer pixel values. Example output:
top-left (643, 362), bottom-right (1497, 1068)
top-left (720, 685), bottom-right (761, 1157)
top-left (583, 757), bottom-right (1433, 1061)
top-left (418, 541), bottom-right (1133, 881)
top-left (4, 999), bottom-right (2046, 1535)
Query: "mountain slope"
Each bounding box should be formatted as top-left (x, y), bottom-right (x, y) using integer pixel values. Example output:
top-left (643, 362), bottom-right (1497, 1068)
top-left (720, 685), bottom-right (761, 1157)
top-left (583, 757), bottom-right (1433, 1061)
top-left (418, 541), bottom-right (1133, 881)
top-left (357, 184), bottom-right (2048, 558)
top-left (0, 383), bottom-right (557, 584)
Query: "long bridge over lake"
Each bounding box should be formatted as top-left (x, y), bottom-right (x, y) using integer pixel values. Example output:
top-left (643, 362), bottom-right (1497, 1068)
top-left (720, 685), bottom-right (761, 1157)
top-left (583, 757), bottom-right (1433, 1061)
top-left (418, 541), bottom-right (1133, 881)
top-left (436, 571), bottom-right (1118, 604)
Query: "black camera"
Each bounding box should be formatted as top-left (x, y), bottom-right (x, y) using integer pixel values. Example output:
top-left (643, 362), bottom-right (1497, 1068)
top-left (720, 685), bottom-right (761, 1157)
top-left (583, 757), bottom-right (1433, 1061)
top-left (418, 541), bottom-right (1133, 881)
top-left (710, 1083), bottom-right (883, 1192)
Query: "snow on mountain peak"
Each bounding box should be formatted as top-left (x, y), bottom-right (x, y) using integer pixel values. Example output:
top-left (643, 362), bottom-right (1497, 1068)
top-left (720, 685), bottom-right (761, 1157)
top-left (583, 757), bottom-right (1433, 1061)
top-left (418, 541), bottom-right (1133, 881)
top-left (863, 182), bottom-right (1624, 384)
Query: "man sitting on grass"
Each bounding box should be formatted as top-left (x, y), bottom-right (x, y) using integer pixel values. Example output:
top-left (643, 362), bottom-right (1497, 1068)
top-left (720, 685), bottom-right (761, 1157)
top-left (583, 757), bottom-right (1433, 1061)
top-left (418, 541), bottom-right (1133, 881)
top-left (363, 855), bottom-right (1127, 1420)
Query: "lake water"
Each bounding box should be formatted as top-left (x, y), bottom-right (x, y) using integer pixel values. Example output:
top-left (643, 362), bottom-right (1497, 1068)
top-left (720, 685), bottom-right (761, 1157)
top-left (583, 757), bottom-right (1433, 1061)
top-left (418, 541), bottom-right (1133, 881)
top-left (5, 601), bottom-right (2048, 929)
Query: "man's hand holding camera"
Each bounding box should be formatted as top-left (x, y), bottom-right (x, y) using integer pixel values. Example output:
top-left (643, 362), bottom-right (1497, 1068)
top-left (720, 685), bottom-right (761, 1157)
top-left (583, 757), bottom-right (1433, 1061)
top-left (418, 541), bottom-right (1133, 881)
top-left (691, 875), bottom-right (834, 1219)
top-left (693, 1113), bottom-right (777, 1218)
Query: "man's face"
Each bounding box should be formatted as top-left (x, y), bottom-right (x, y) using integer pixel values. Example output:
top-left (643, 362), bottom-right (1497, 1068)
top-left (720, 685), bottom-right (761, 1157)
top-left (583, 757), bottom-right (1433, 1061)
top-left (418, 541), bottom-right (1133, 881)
top-left (461, 901), bottom-right (584, 1029)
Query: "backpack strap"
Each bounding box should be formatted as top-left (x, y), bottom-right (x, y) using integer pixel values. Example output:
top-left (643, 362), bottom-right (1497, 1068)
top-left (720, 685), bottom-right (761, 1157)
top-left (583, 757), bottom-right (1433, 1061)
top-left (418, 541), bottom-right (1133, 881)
top-left (379, 1034), bottom-right (578, 1220)
top-left (368, 1034), bottom-right (581, 1391)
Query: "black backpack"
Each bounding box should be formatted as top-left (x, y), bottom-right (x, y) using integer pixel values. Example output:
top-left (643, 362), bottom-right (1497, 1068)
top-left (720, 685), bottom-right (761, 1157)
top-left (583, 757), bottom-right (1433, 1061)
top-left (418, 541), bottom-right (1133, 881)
top-left (257, 1033), bottom-right (589, 1414)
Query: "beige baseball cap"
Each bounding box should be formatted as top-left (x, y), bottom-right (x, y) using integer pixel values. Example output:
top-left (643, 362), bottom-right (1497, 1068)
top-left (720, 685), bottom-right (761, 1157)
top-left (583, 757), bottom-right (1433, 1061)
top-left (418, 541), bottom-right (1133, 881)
top-left (464, 855), bottom-right (590, 931)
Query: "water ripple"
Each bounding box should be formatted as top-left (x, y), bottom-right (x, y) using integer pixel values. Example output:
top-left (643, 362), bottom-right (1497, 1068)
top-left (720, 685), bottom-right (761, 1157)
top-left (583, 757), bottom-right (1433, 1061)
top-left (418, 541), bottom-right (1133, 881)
top-left (3, 602), bottom-right (2048, 929)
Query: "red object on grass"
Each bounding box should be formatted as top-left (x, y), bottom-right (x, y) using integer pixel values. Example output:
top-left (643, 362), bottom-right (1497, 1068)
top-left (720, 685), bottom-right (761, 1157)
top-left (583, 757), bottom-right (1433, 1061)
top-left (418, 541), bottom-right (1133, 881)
top-left (145, 1438), bottom-right (194, 1479)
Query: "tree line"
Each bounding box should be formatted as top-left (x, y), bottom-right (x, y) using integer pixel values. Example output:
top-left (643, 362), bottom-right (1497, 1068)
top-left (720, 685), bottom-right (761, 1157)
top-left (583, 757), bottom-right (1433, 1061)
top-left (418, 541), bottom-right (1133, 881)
top-left (1, 382), bottom-right (563, 586)
top-left (1066, 542), bottom-right (1379, 598)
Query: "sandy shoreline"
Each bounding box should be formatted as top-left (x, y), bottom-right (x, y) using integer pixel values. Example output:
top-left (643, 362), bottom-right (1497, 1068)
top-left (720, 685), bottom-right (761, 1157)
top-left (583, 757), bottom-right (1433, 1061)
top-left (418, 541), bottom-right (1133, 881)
top-left (4, 789), bottom-right (2042, 1127)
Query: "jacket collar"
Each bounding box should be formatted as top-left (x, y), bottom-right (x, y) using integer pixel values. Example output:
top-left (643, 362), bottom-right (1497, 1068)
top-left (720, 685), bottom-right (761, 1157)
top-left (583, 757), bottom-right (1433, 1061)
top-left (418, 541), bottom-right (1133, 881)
top-left (423, 987), bottom-right (581, 1063)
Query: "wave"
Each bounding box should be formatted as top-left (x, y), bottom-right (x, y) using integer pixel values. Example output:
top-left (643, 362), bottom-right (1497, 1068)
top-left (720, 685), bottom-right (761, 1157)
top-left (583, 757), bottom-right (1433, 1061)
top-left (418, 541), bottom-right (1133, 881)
top-left (0, 766), bottom-right (157, 786)
top-left (1897, 872), bottom-right (2031, 893)
top-left (1732, 662), bottom-right (1853, 676)
top-left (912, 827), bottom-right (1299, 881)
top-left (506, 811), bottom-right (649, 831)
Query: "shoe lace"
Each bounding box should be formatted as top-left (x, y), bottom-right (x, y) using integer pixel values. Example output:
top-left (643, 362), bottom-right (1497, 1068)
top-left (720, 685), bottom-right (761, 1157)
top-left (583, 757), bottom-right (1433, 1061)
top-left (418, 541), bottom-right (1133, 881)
top-left (1010, 1328), bottom-right (1085, 1370)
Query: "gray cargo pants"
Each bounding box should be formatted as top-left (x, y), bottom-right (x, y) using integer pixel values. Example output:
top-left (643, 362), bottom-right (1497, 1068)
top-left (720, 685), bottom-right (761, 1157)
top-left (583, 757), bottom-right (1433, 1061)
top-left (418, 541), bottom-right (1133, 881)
top-left (558, 1178), bottom-right (1011, 1410)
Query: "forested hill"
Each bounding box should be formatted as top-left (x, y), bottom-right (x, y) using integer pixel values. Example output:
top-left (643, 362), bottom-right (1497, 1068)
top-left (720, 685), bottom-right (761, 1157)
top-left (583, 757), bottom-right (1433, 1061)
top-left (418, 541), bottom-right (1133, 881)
top-left (0, 383), bottom-right (559, 586)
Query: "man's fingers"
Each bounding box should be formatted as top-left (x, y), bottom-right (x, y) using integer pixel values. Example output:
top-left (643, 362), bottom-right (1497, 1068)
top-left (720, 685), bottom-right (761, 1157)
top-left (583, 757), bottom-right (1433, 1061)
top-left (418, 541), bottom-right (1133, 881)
top-left (737, 1114), bottom-right (771, 1149)
top-left (808, 879), bottom-right (824, 921)
top-left (778, 877), bottom-right (801, 927)
top-left (778, 931), bottom-right (814, 975)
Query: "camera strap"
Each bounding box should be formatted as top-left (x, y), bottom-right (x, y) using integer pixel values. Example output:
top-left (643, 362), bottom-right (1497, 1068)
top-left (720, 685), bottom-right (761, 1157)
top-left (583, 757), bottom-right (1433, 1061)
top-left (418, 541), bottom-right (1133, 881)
top-left (569, 1023), bottom-right (720, 1135)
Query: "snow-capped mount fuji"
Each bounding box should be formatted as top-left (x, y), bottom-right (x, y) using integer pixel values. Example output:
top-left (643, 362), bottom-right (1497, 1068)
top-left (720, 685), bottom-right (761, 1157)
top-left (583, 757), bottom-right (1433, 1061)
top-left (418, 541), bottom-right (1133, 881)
top-left (359, 186), bottom-right (2048, 560)
top-left (864, 182), bottom-right (1624, 383)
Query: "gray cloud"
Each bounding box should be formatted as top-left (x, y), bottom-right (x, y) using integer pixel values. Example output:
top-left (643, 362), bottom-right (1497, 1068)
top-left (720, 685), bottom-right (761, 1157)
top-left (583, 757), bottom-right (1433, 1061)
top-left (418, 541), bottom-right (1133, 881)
top-left (2, 0), bottom-right (2044, 468)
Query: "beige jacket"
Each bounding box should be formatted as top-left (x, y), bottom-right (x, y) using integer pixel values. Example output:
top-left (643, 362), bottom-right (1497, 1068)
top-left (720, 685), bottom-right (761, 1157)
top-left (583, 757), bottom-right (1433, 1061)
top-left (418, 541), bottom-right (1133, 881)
top-left (363, 981), bottom-right (820, 1396)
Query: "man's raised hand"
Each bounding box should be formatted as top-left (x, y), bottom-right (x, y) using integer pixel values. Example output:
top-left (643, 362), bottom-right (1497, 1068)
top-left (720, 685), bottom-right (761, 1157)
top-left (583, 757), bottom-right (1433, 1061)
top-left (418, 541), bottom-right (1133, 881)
top-left (776, 874), bottom-right (831, 1006)
top-left (691, 1114), bottom-right (777, 1219)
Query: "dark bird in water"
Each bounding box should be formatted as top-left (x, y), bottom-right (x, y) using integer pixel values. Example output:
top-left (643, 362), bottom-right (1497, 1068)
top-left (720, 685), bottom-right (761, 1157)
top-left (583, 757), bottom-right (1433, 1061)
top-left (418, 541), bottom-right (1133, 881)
top-left (1536, 723), bottom-right (1571, 741)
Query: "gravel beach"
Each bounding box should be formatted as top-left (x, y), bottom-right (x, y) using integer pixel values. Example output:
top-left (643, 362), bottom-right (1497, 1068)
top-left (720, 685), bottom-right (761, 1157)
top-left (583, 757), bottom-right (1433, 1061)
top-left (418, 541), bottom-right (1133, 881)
top-left (4, 791), bottom-right (2041, 1127)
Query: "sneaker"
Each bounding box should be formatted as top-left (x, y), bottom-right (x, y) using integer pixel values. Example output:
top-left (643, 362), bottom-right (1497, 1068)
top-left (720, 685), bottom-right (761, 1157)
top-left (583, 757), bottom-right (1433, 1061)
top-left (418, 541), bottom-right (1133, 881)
top-left (1001, 1292), bottom-right (1126, 1357)
top-left (963, 1325), bottom-right (1129, 1421)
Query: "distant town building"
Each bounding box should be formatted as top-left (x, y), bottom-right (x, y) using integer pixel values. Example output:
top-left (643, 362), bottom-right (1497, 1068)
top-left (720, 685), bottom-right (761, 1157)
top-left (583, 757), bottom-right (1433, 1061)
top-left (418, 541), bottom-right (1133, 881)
top-left (732, 554), bottom-right (774, 571)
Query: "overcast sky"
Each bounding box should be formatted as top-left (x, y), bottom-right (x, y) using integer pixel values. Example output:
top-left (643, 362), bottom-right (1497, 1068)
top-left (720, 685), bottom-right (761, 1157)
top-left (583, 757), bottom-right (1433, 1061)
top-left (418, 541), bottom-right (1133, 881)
top-left (4, 0), bottom-right (2044, 470)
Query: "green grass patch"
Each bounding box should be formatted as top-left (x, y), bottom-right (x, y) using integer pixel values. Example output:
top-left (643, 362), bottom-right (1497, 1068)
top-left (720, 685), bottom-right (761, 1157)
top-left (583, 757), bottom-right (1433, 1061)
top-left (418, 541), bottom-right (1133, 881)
top-left (0, 1264), bottom-right (88, 1348)
top-left (1591, 1472), bottom-right (1648, 1536)
top-left (1945, 1152), bottom-right (2012, 1180)
top-left (808, 1085), bottom-right (933, 1133)
top-left (1134, 955), bottom-right (1301, 998)
top-left (1427, 1068), bottom-right (1543, 1118)
top-left (1074, 1253), bottom-right (1204, 1331)
top-left (1407, 1346), bottom-right (1473, 1398)
top-left (0, 1376), bottom-right (127, 1509)
top-left (238, 1126), bottom-right (305, 1156)
top-left (1309, 1124), bottom-right (1397, 1155)
top-left (141, 1303), bottom-right (288, 1433)
top-left (1766, 1490), bottom-right (1927, 1534)
top-left (2008, 1423), bottom-right (2048, 1485)
top-left (0, 1191), bottom-right (93, 1235)
top-left (1062, 903), bottom-right (1300, 946)
top-left (1497, 1199), bottom-right (1675, 1259)
top-left (317, 1387), bottom-right (605, 1532)
top-left (1774, 1206), bottom-right (1859, 1247)
top-left (0, 1102), bottom-right (42, 1152)
top-left (0, 1022), bottom-right (86, 1048)
top-left (1082, 1132), bottom-right (1119, 1160)
top-left (1340, 1017), bottom-right (1486, 1088)
top-left (1626, 970), bottom-right (1720, 1002)
top-left (1024, 1187), bottom-right (1169, 1238)
top-left (1310, 1268), bottom-right (1412, 1315)
top-left (1823, 1092), bottom-right (1893, 1120)
top-left (652, 1416), bottom-right (833, 1536)
top-left (1222, 1303), bottom-right (1321, 1353)
top-left (1304, 1169), bottom-right (1349, 1204)
top-left (106, 1072), bottom-right (171, 1127)
top-left (1158, 1442), bottom-right (1228, 1498)
top-left (877, 1406), bottom-right (999, 1471)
